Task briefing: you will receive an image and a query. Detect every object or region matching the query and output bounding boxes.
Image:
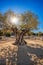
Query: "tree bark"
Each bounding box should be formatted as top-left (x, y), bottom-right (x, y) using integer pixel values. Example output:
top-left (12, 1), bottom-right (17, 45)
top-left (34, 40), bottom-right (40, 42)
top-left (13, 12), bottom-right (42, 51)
top-left (12, 27), bottom-right (29, 45)
top-left (14, 32), bottom-right (26, 45)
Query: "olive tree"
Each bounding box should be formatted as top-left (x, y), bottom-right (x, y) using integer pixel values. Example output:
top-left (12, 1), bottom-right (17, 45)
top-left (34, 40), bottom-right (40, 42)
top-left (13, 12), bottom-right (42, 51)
top-left (3, 11), bottom-right (39, 45)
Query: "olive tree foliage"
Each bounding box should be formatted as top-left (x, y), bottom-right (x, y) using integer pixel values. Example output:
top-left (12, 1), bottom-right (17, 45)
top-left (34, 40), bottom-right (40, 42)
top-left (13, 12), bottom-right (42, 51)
top-left (20, 12), bottom-right (38, 30)
top-left (4, 11), bottom-right (39, 32)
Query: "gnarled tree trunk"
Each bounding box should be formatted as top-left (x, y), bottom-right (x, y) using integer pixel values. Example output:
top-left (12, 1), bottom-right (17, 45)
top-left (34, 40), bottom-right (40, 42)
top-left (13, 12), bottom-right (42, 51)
top-left (15, 32), bottom-right (26, 45)
top-left (12, 27), bottom-right (29, 45)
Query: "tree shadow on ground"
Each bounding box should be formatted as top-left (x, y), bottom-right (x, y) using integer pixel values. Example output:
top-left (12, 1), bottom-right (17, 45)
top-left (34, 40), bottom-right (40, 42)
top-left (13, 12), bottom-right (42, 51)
top-left (17, 43), bottom-right (43, 65)
top-left (17, 45), bottom-right (34, 65)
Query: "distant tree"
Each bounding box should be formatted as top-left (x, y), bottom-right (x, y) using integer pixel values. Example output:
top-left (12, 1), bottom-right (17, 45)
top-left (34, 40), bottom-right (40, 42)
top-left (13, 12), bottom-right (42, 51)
top-left (0, 30), bottom-right (3, 36)
top-left (38, 32), bottom-right (43, 36)
top-left (3, 11), bottom-right (39, 45)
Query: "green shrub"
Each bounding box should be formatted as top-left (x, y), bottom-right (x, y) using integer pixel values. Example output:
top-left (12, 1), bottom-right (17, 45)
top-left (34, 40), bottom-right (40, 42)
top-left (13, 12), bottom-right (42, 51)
top-left (0, 30), bottom-right (3, 36)
top-left (5, 32), bottom-right (11, 37)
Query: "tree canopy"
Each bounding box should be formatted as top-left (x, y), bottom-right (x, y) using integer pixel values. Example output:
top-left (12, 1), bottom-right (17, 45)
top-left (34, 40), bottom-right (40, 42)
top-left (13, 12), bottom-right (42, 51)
top-left (0, 10), bottom-right (39, 32)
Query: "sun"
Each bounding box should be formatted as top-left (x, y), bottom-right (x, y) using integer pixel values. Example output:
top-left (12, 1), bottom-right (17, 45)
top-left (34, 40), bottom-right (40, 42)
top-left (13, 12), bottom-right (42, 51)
top-left (10, 16), bottom-right (19, 25)
top-left (7, 15), bottom-right (22, 29)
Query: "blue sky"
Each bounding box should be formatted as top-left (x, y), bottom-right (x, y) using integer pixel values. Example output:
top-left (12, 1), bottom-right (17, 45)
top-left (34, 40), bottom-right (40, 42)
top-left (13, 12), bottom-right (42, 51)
top-left (0, 0), bottom-right (43, 32)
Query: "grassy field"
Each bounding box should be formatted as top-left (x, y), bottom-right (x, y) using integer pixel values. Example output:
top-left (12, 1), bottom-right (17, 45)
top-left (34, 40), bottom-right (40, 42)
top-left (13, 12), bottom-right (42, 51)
top-left (0, 37), bottom-right (43, 65)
